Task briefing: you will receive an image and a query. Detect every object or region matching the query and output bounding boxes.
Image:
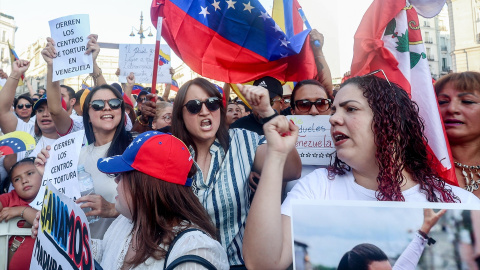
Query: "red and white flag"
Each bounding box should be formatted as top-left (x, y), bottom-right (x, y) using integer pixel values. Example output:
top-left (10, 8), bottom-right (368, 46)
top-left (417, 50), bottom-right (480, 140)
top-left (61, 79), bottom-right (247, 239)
top-left (350, 0), bottom-right (457, 185)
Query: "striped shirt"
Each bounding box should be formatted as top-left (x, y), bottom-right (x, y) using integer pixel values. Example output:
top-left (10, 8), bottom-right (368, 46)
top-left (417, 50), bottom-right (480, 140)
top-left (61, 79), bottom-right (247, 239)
top-left (190, 128), bottom-right (266, 266)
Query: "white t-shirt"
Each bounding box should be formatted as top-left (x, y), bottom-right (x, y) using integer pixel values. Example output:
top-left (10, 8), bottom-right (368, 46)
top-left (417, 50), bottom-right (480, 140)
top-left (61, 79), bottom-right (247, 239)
top-left (281, 168), bottom-right (480, 216)
top-left (91, 216), bottom-right (229, 270)
top-left (78, 142), bottom-right (118, 239)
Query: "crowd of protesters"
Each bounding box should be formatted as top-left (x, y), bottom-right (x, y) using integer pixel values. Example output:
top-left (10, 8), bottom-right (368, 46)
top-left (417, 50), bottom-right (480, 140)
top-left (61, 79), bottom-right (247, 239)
top-left (0, 26), bottom-right (478, 270)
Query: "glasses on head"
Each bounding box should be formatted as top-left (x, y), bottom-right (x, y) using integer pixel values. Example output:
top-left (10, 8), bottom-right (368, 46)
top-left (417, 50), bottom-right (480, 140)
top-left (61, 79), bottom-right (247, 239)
top-left (89, 98), bottom-right (123, 111)
top-left (184, 97), bottom-right (221, 114)
top-left (270, 97), bottom-right (283, 106)
top-left (17, 104), bottom-right (32, 109)
top-left (32, 98), bottom-right (39, 102)
top-left (161, 114), bottom-right (172, 123)
top-left (362, 69), bottom-right (392, 87)
top-left (295, 99), bottom-right (331, 112)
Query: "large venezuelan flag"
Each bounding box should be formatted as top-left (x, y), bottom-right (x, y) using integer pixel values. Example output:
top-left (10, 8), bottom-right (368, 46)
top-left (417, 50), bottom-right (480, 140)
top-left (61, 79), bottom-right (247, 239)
top-left (151, 0), bottom-right (316, 83)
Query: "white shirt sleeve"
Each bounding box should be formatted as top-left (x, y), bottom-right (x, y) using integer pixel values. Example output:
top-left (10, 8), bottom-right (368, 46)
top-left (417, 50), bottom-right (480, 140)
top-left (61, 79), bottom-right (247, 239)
top-left (393, 233), bottom-right (427, 270)
top-left (165, 231), bottom-right (229, 270)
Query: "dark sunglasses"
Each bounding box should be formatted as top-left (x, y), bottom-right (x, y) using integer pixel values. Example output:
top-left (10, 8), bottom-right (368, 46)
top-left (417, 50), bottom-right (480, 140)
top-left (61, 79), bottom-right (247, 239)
top-left (184, 97), bottom-right (221, 114)
top-left (295, 99), bottom-right (331, 112)
top-left (17, 104), bottom-right (32, 109)
top-left (90, 98), bottom-right (123, 111)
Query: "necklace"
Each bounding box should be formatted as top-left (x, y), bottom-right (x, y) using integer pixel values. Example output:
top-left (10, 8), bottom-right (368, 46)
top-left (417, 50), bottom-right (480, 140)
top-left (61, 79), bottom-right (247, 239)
top-left (454, 161), bottom-right (480, 192)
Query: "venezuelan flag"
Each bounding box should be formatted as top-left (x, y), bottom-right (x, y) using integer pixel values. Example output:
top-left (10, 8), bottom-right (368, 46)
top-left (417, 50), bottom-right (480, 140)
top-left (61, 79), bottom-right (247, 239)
top-left (158, 49), bottom-right (171, 66)
top-left (171, 79), bottom-right (179, 91)
top-left (272, 0), bottom-right (305, 38)
top-left (8, 41), bottom-right (24, 85)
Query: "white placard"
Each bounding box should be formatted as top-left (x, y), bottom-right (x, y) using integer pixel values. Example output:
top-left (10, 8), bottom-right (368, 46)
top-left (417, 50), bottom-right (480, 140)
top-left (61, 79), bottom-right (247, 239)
top-left (287, 115), bottom-right (335, 166)
top-left (118, 44), bottom-right (172, 84)
top-left (30, 130), bottom-right (85, 210)
top-left (49, 14), bottom-right (93, 81)
top-left (30, 181), bottom-right (94, 270)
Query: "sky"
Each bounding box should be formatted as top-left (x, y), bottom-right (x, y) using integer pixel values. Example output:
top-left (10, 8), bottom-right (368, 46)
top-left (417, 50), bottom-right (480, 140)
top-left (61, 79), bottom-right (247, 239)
top-left (0, 0), bottom-right (373, 79)
top-left (292, 204), bottom-right (425, 267)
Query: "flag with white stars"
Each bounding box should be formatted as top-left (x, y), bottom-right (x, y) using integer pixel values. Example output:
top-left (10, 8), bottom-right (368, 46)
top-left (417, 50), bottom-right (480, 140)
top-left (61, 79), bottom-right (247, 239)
top-left (0, 131), bottom-right (36, 155)
top-left (151, 0), bottom-right (317, 83)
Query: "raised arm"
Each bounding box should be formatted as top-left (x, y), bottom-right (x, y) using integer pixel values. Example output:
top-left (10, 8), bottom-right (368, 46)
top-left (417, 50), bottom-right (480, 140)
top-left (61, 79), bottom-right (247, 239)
top-left (162, 68), bottom-right (175, 101)
top-left (237, 84), bottom-right (301, 181)
top-left (0, 61), bottom-right (29, 133)
top-left (26, 77), bottom-right (35, 97)
top-left (86, 34), bottom-right (106, 86)
top-left (243, 116), bottom-right (299, 269)
top-left (123, 72), bottom-right (136, 106)
top-left (42, 37), bottom-right (73, 135)
top-left (310, 29), bottom-right (333, 98)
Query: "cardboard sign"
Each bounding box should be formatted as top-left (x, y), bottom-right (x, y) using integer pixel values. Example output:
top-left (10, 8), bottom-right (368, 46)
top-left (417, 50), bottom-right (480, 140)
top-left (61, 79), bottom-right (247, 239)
top-left (30, 181), bottom-right (94, 270)
top-left (30, 130), bottom-right (85, 210)
top-left (118, 44), bottom-right (172, 84)
top-left (49, 14), bottom-right (93, 81)
top-left (287, 115), bottom-right (335, 166)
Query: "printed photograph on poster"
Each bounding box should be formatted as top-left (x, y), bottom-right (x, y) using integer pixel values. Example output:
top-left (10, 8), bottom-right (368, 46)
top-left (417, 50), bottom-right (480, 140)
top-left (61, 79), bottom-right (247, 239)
top-left (30, 181), bottom-right (94, 270)
top-left (118, 44), bottom-right (172, 84)
top-left (30, 130), bottom-right (85, 210)
top-left (291, 201), bottom-right (480, 270)
top-left (286, 115), bottom-right (334, 166)
top-left (49, 14), bottom-right (93, 81)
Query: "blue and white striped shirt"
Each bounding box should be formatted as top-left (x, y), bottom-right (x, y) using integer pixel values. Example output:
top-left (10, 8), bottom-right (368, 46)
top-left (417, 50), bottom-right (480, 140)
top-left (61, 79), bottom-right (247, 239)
top-left (190, 129), bottom-right (266, 266)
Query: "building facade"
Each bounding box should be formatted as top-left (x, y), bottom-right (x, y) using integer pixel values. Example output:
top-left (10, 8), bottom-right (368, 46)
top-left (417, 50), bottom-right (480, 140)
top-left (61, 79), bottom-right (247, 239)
top-left (447, 0), bottom-right (480, 72)
top-left (0, 12), bottom-right (17, 72)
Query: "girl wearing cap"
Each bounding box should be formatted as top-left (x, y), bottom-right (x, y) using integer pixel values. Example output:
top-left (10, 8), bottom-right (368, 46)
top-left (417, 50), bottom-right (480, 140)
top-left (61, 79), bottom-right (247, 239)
top-left (0, 60), bottom-right (69, 172)
top-left (33, 131), bottom-right (229, 269)
top-left (171, 77), bottom-right (301, 267)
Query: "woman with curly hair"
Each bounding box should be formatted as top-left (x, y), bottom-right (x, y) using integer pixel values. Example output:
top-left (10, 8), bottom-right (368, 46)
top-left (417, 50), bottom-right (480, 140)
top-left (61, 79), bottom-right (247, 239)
top-left (242, 75), bottom-right (479, 269)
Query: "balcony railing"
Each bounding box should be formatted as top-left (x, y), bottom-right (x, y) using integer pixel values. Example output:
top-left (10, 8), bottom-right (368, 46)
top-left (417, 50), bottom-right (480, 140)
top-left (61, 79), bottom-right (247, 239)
top-left (442, 66), bottom-right (451, 72)
top-left (441, 46), bottom-right (448, 51)
top-left (427, 55), bottom-right (435, 61)
top-left (424, 38), bottom-right (433, 44)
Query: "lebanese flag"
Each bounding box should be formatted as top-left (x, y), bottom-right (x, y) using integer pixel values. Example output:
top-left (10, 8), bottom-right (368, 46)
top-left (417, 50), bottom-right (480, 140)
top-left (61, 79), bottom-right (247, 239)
top-left (351, 0), bottom-right (457, 186)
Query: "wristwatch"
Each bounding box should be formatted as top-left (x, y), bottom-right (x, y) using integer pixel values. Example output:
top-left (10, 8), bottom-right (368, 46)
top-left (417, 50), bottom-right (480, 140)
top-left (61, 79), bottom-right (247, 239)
top-left (259, 111), bottom-right (279, 125)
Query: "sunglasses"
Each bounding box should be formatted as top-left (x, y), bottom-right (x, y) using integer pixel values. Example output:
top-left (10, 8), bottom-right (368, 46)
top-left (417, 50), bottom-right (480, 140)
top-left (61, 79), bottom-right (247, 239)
top-left (90, 98), bottom-right (123, 111)
top-left (17, 104), bottom-right (32, 109)
top-left (295, 99), bottom-right (331, 112)
top-left (362, 69), bottom-right (392, 87)
top-left (184, 97), bottom-right (221, 114)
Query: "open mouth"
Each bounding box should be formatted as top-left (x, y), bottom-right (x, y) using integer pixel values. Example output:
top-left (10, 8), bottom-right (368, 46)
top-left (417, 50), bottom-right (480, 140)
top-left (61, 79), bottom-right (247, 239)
top-left (332, 132), bottom-right (350, 145)
top-left (200, 119), bottom-right (212, 129)
top-left (101, 115), bottom-right (114, 120)
top-left (40, 119), bottom-right (52, 124)
top-left (444, 119), bottom-right (464, 126)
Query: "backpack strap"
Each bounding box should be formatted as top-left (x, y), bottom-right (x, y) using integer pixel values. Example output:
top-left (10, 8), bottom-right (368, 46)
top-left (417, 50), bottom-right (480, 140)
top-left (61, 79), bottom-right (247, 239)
top-left (163, 228), bottom-right (217, 270)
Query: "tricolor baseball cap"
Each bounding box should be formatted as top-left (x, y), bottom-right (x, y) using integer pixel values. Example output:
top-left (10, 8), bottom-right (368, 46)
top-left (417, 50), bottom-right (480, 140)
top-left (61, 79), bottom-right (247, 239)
top-left (33, 94), bottom-right (67, 112)
top-left (97, 131), bottom-right (194, 186)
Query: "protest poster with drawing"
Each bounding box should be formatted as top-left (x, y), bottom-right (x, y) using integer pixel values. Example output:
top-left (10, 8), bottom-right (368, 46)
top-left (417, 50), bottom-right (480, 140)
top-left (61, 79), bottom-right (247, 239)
top-left (286, 115), bottom-right (335, 166)
top-left (30, 130), bottom-right (85, 210)
top-left (30, 181), bottom-right (94, 270)
top-left (118, 44), bottom-right (172, 84)
top-left (49, 14), bottom-right (93, 81)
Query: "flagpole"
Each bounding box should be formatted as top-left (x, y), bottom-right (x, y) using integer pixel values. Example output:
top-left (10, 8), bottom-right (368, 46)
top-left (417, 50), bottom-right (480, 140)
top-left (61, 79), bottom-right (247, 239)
top-left (297, 8), bottom-right (321, 48)
top-left (149, 17), bottom-right (163, 127)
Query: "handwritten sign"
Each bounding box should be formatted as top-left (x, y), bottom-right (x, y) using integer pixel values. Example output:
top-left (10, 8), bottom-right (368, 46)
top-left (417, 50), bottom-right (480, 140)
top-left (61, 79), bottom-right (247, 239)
top-left (49, 14), bottom-right (93, 81)
top-left (30, 181), bottom-right (94, 270)
top-left (30, 130), bottom-right (85, 210)
top-left (287, 115), bottom-right (335, 166)
top-left (118, 44), bottom-right (172, 84)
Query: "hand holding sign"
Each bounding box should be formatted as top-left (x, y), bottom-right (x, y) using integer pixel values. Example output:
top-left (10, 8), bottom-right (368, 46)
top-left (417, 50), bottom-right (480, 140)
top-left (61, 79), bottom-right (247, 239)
top-left (85, 34), bottom-right (100, 61)
top-left (34, 145), bottom-right (51, 177)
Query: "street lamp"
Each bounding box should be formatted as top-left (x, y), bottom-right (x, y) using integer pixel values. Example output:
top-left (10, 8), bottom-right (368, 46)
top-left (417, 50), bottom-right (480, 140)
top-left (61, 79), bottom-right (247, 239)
top-left (129, 12), bottom-right (153, 44)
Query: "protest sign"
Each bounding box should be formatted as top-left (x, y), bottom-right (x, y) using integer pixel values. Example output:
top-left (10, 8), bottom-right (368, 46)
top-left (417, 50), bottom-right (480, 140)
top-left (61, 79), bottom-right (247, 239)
top-left (30, 181), bottom-right (94, 270)
top-left (286, 115), bottom-right (335, 166)
top-left (118, 44), bottom-right (172, 84)
top-left (49, 14), bottom-right (93, 81)
top-left (30, 130), bottom-right (85, 210)
top-left (0, 131), bottom-right (35, 155)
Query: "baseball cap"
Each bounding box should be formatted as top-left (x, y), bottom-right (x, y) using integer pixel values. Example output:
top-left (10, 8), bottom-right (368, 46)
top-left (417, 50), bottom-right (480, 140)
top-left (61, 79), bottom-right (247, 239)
top-left (97, 131), bottom-right (194, 186)
top-left (137, 90), bottom-right (149, 99)
top-left (33, 94), bottom-right (67, 112)
top-left (253, 76), bottom-right (283, 99)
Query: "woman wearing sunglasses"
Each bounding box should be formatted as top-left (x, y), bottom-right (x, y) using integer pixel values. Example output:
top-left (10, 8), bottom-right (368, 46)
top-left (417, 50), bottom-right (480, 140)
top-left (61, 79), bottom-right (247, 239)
top-left (13, 95), bottom-right (35, 124)
top-left (171, 77), bottom-right (301, 268)
top-left (290, 79), bottom-right (332, 116)
top-left (242, 75), bottom-right (480, 270)
top-left (40, 34), bottom-right (131, 239)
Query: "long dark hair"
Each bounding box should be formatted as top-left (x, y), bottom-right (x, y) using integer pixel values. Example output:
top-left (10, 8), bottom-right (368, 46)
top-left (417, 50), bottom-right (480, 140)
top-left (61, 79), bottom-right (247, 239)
top-left (82, 84), bottom-right (132, 157)
top-left (171, 78), bottom-right (229, 155)
top-left (328, 75), bottom-right (458, 202)
top-left (122, 170), bottom-right (217, 268)
top-left (337, 243), bottom-right (388, 270)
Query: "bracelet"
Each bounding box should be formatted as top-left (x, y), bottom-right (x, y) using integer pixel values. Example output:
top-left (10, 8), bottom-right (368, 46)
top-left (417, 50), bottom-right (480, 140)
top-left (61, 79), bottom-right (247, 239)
top-left (315, 55), bottom-right (325, 60)
top-left (259, 111), bottom-right (279, 125)
top-left (9, 75), bottom-right (20, 81)
top-left (21, 207), bottom-right (29, 219)
top-left (418, 230), bottom-right (436, 246)
top-left (90, 67), bottom-right (103, 79)
top-left (136, 116), bottom-right (149, 127)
